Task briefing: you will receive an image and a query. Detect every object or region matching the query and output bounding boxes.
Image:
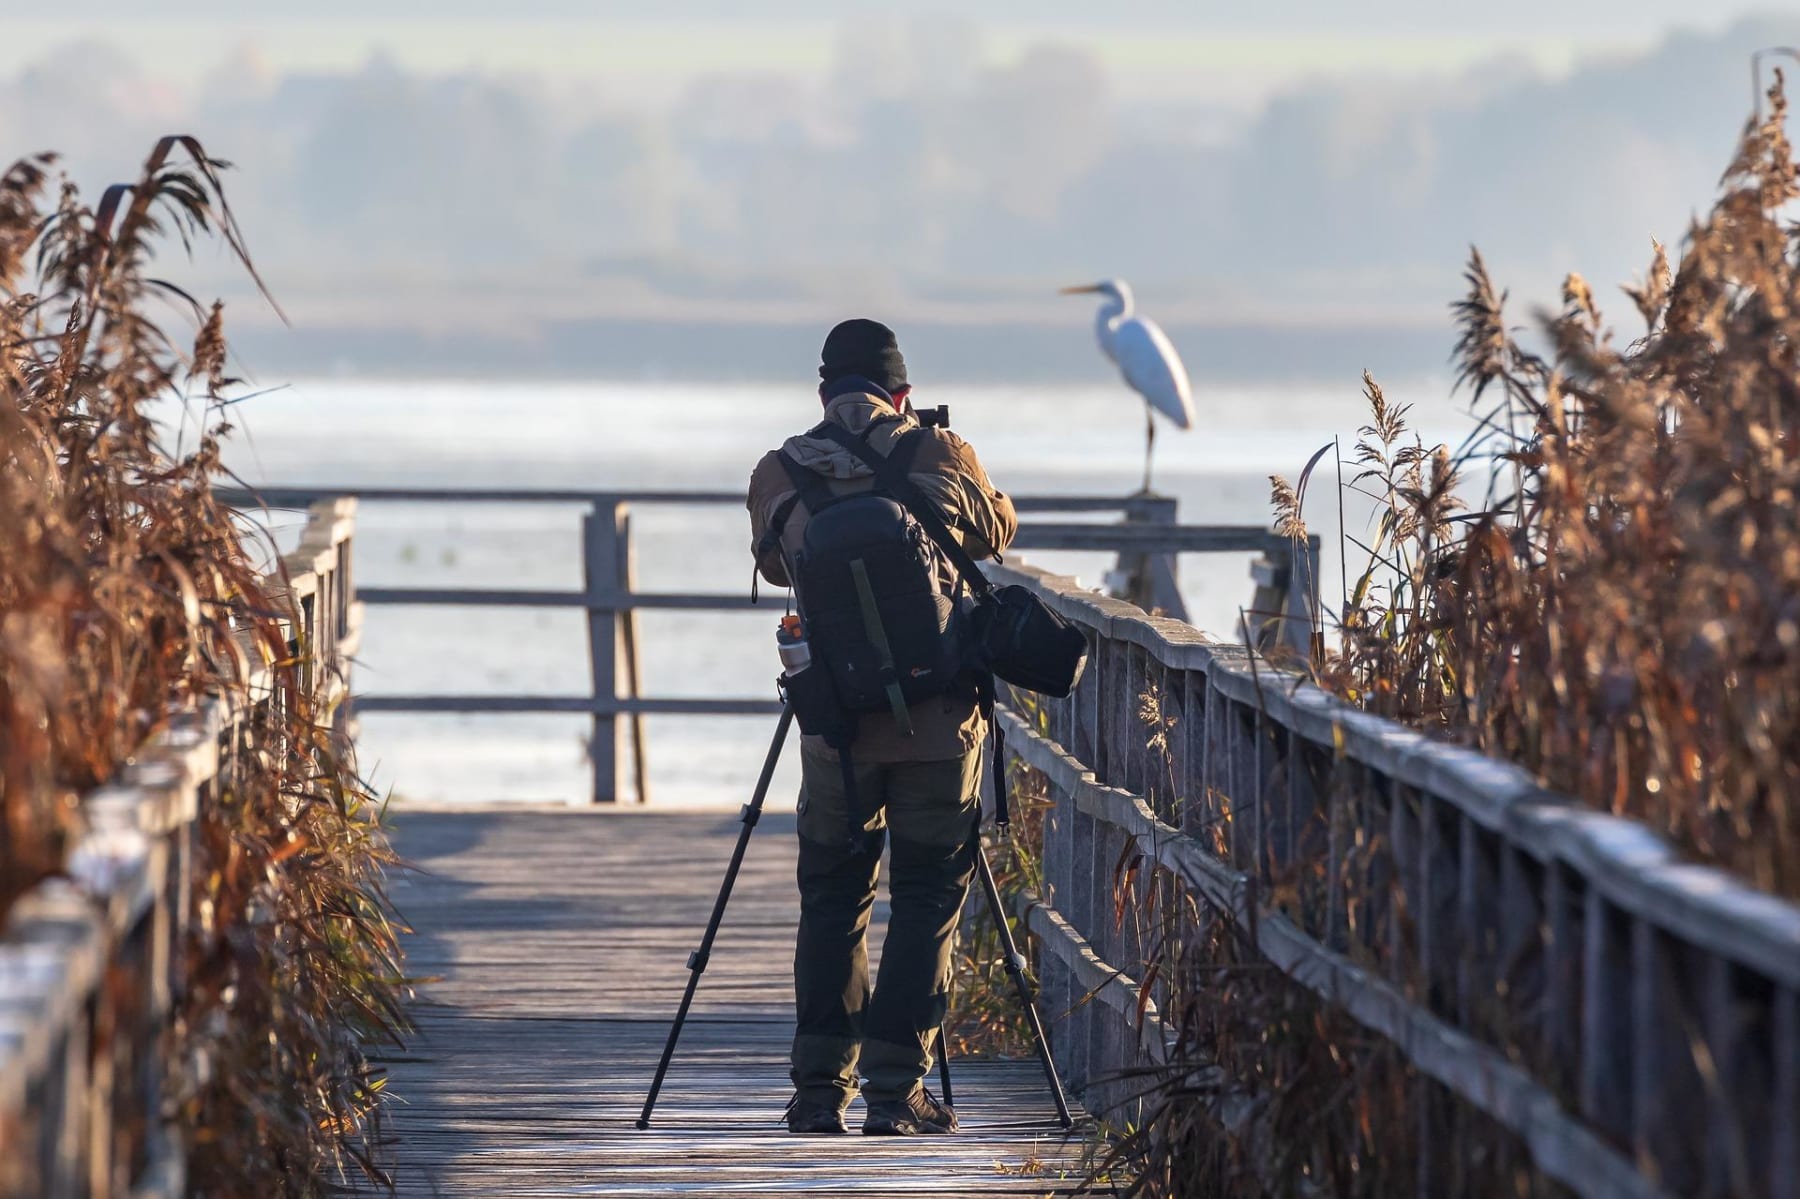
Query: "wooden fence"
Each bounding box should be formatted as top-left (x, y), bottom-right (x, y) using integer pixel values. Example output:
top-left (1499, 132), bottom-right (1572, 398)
top-left (990, 560), bottom-right (1800, 1199)
top-left (0, 499), bottom-right (359, 1199)
top-left (221, 486), bottom-right (1315, 804)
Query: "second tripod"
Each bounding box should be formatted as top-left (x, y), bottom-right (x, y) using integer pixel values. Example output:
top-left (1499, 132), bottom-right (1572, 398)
top-left (636, 701), bottom-right (1073, 1131)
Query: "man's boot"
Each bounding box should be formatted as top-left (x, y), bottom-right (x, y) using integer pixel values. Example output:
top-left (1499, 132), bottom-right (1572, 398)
top-left (862, 1085), bottom-right (958, 1136)
top-left (784, 1092), bottom-right (850, 1135)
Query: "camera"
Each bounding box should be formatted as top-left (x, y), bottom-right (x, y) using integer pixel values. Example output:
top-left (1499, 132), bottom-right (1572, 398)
top-left (914, 404), bottom-right (950, 429)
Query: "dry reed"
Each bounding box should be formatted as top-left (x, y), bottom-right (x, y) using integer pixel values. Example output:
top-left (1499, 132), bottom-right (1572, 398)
top-left (1274, 77), bottom-right (1800, 899)
top-left (0, 138), bottom-right (405, 1192)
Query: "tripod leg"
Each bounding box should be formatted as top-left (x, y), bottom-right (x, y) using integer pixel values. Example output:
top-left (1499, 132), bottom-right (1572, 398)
top-left (973, 840), bottom-right (1075, 1130)
top-left (936, 1021), bottom-right (953, 1107)
top-left (637, 704), bottom-right (794, 1129)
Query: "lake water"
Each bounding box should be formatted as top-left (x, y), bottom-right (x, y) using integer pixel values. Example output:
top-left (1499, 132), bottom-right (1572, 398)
top-left (208, 377), bottom-right (1465, 808)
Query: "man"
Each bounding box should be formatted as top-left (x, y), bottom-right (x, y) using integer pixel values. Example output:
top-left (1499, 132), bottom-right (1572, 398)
top-left (746, 319), bottom-right (1017, 1136)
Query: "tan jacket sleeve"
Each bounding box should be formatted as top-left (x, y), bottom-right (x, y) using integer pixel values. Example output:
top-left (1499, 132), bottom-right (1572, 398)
top-left (909, 430), bottom-right (1017, 561)
top-left (746, 451), bottom-right (794, 588)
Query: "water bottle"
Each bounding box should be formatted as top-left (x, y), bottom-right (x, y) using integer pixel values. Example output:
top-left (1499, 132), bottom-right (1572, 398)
top-left (777, 615), bottom-right (811, 675)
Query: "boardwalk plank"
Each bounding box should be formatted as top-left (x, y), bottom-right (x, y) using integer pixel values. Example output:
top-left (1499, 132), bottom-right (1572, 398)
top-left (380, 809), bottom-right (1095, 1197)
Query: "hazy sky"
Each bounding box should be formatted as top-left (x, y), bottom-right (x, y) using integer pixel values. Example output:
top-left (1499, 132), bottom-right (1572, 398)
top-left (9, 2), bottom-right (1785, 107)
top-left (15, 0), bottom-right (1778, 31)
top-left (4, 4), bottom-right (1796, 381)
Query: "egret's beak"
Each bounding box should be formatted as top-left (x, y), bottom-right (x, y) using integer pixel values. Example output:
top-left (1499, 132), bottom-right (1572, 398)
top-left (1059, 284), bottom-right (1102, 295)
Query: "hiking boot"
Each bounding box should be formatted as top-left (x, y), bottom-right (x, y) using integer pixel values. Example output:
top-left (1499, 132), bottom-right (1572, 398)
top-left (862, 1087), bottom-right (958, 1136)
top-left (783, 1093), bottom-right (849, 1135)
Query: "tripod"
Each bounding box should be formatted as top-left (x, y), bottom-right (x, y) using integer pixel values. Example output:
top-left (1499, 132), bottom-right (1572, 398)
top-left (636, 701), bottom-right (1074, 1131)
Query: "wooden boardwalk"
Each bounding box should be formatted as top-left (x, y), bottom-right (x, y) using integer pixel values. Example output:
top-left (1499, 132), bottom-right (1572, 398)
top-left (380, 808), bottom-right (1093, 1197)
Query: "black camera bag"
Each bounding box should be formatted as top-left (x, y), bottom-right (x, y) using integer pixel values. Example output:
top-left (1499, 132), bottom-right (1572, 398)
top-left (969, 583), bottom-right (1088, 698)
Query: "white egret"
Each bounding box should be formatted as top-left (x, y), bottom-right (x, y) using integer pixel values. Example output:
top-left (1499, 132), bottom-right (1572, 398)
top-left (1061, 279), bottom-right (1194, 492)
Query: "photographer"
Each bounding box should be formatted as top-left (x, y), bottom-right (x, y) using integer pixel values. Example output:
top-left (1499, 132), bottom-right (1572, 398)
top-left (746, 319), bottom-right (1016, 1136)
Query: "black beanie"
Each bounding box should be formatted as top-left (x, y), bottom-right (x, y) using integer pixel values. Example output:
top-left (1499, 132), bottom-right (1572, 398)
top-left (819, 318), bottom-right (908, 394)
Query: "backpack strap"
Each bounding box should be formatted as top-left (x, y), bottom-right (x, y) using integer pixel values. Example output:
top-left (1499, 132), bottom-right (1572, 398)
top-left (849, 558), bottom-right (915, 736)
top-left (891, 429), bottom-right (990, 546)
top-left (887, 426), bottom-right (929, 475)
top-left (776, 450), bottom-right (836, 507)
top-left (753, 452), bottom-right (837, 584)
top-left (816, 424), bottom-right (996, 600)
top-left (992, 714), bottom-right (1011, 834)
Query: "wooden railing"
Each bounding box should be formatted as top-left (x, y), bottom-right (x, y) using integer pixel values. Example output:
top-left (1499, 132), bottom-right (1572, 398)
top-left (989, 560), bottom-right (1800, 1199)
top-left (0, 500), bottom-right (359, 1199)
top-left (220, 486), bottom-right (1317, 804)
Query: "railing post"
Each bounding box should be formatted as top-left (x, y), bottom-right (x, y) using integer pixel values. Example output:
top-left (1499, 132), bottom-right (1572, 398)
top-left (1287, 533), bottom-right (1320, 659)
top-left (1249, 532), bottom-right (1319, 659)
top-left (335, 502), bottom-right (354, 643)
top-left (1378, 774), bottom-right (1410, 974)
top-left (1580, 891), bottom-right (1633, 1141)
top-left (1630, 921), bottom-right (1702, 1193)
top-left (1247, 540), bottom-right (1285, 653)
top-left (1774, 986), bottom-right (1797, 1199)
top-left (1109, 495), bottom-right (1186, 622)
top-left (617, 508), bottom-right (650, 804)
top-left (1201, 678), bottom-right (1228, 855)
top-left (299, 592), bottom-right (316, 696)
top-left (584, 503), bottom-right (624, 804)
top-left (1323, 758), bottom-right (1349, 951)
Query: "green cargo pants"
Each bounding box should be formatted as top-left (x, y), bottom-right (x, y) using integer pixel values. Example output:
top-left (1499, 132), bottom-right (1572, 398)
top-left (791, 743), bottom-right (981, 1108)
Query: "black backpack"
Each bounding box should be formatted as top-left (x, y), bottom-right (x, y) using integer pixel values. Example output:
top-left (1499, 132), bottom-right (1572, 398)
top-left (758, 419), bottom-right (1089, 849)
top-left (769, 427), bottom-right (969, 736)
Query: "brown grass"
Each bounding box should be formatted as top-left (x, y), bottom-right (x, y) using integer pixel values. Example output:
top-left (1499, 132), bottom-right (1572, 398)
top-left (0, 138), bottom-right (405, 1192)
top-left (1274, 76), bottom-right (1800, 899)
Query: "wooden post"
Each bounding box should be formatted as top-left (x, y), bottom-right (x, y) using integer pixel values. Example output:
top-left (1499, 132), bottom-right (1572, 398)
top-left (1247, 533), bottom-right (1319, 658)
top-left (583, 504), bottom-right (623, 804)
top-left (1630, 921), bottom-right (1704, 1193)
top-left (335, 522), bottom-right (353, 642)
top-left (1109, 495), bottom-right (1187, 622)
top-left (1388, 779), bottom-right (1418, 987)
top-left (1496, 842), bottom-right (1543, 1045)
top-left (299, 592), bottom-right (316, 696)
top-left (1580, 890), bottom-right (1633, 1141)
top-left (1141, 497), bottom-right (1186, 622)
top-left (1325, 759), bottom-right (1350, 953)
top-left (1203, 678), bottom-right (1229, 855)
top-left (1287, 533), bottom-right (1321, 660)
top-left (1773, 986), bottom-right (1798, 1199)
top-left (1246, 549), bottom-right (1286, 653)
top-left (1544, 862), bottom-right (1580, 1097)
top-left (616, 508), bottom-right (651, 804)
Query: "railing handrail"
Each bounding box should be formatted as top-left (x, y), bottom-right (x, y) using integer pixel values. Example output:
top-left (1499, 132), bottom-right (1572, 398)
top-left (986, 556), bottom-right (1800, 1198)
top-left (218, 484), bottom-right (1202, 517)
top-left (220, 487), bottom-right (1314, 803)
top-left (997, 707), bottom-right (1661, 1199)
top-left (0, 501), bottom-right (358, 1199)
top-left (994, 559), bottom-right (1800, 988)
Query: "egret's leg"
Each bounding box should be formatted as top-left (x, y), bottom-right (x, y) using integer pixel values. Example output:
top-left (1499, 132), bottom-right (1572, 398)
top-left (1142, 406), bottom-right (1156, 493)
